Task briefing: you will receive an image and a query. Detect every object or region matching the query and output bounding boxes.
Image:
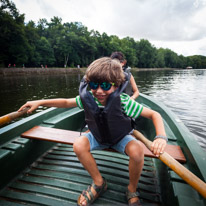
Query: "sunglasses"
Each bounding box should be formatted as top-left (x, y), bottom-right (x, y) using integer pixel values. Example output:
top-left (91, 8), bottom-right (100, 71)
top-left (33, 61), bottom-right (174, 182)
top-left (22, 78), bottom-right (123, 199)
top-left (88, 82), bottom-right (115, 91)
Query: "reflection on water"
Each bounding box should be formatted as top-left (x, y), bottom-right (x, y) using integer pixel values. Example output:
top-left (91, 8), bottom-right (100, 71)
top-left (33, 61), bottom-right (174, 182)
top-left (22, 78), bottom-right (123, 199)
top-left (133, 69), bottom-right (206, 151)
top-left (0, 74), bottom-right (83, 115)
top-left (0, 69), bottom-right (206, 151)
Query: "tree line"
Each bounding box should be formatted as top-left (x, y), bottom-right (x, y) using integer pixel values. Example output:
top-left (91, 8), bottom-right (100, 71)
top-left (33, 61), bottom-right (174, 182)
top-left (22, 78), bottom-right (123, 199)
top-left (1, 0), bottom-right (206, 69)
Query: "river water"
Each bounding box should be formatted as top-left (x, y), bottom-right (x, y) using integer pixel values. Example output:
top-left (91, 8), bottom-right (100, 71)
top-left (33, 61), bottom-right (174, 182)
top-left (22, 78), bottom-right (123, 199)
top-left (0, 69), bottom-right (206, 151)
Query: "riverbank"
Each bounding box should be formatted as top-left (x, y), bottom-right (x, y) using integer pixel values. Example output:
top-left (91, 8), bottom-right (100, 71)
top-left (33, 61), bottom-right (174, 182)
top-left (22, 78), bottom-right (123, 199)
top-left (131, 67), bottom-right (179, 72)
top-left (0, 67), bottom-right (179, 76)
top-left (0, 67), bottom-right (86, 76)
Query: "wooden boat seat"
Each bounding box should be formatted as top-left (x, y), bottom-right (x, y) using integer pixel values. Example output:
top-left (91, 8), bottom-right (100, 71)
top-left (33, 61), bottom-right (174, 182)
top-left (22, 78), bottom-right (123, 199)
top-left (21, 126), bottom-right (186, 163)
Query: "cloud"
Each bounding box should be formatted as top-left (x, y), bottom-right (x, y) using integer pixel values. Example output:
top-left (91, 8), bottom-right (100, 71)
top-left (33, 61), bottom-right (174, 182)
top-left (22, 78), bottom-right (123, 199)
top-left (152, 37), bottom-right (206, 56)
top-left (105, 0), bottom-right (206, 42)
top-left (36, 0), bottom-right (62, 19)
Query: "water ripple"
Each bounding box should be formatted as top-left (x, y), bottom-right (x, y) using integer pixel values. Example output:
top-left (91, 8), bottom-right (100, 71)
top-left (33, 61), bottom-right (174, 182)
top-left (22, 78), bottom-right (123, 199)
top-left (134, 69), bottom-right (206, 151)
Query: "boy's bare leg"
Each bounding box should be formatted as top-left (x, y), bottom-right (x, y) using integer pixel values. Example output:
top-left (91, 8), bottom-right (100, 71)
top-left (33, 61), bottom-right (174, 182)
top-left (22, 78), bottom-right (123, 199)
top-left (125, 140), bottom-right (144, 204)
top-left (73, 136), bottom-right (104, 205)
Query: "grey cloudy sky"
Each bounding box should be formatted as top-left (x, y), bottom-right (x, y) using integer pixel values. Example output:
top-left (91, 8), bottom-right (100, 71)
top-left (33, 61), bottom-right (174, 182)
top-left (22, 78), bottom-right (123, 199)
top-left (14, 0), bottom-right (206, 56)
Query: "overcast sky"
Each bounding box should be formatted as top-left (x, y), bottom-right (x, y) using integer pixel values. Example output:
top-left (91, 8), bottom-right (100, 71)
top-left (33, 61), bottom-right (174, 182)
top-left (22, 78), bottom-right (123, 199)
top-left (14, 0), bottom-right (206, 56)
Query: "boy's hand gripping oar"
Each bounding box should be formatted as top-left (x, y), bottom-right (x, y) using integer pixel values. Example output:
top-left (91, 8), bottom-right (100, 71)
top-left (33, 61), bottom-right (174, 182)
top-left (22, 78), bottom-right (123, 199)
top-left (0, 107), bottom-right (29, 127)
top-left (133, 130), bottom-right (206, 198)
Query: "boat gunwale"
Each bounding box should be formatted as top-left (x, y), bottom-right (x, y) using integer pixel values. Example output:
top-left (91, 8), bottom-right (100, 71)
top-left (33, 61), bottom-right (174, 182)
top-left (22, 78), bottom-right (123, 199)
top-left (139, 93), bottom-right (206, 182)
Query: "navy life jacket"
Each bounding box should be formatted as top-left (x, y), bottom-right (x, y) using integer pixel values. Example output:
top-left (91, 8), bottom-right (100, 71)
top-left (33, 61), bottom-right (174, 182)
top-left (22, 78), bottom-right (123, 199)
top-left (123, 67), bottom-right (133, 96)
top-left (79, 73), bottom-right (133, 145)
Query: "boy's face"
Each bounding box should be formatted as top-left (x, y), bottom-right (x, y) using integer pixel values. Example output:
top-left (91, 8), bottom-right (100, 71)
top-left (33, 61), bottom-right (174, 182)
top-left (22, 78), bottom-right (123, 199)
top-left (90, 83), bottom-right (116, 105)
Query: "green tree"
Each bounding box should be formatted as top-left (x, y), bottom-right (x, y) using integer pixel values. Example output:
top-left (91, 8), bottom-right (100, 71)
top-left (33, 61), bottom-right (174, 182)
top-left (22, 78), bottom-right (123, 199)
top-left (0, 0), bottom-right (29, 66)
top-left (66, 22), bottom-right (97, 67)
top-left (121, 37), bottom-right (138, 67)
top-left (24, 21), bottom-right (41, 67)
top-left (136, 39), bottom-right (157, 68)
top-left (163, 49), bottom-right (179, 68)
top-left (109, 35), bottom-right (121, 53)
top-left (187, 55), bottom-right (206, 69)
top-left (35, 37), bottom-right (55, 66)
top-left (177, 55), bottom-right (187, 69)
top-left (96, 32), bottom-right (112, 57)
top-left (46, 16), bottom-right (64, 66)
top-left (155, 48), bottom-right (165, 68)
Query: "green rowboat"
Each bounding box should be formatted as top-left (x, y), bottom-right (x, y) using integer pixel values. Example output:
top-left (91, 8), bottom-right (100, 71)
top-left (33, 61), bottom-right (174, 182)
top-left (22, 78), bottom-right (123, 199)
top-left (0, 94), bottom-right (205, 206)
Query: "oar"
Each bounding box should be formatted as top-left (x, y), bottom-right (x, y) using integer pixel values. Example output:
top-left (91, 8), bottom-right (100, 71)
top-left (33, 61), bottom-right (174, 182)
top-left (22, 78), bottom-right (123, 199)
top-left (0, 107), bottom-right (29, 127)
top-left (133, 130), bottom-right (206, 198)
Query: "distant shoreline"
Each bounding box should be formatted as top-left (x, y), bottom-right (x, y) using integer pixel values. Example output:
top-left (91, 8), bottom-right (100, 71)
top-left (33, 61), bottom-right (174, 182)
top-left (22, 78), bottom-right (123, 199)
top-left (0, 67), bottom-right (179, 76)
top-left (0, 67), bottom-right (86, 76)
top-left (131, 67), bottom-right (179, 72)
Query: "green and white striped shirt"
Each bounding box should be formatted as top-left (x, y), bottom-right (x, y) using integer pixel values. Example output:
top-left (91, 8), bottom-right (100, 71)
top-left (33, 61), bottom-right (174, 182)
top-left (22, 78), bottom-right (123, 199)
top-left (75, 92), bottom-right (143, 119)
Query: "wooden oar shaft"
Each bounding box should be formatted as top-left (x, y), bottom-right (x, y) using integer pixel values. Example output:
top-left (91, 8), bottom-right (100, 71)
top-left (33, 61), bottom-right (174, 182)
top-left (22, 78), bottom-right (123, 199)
top-left (0, 107), bottom-right (29, 126)
top-left (133, 130), bottom-right (206, 198)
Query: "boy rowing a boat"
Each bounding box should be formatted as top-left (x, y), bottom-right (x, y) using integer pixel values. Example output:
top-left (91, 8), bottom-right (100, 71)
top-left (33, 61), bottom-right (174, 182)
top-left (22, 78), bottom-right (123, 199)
top-left (18, 57), bottom-right (167, 206)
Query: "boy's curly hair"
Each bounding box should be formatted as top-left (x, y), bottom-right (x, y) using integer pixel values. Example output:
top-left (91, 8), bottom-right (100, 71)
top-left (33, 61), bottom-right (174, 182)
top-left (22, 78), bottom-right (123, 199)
top-left (85, 57), bottom-right (125, 87)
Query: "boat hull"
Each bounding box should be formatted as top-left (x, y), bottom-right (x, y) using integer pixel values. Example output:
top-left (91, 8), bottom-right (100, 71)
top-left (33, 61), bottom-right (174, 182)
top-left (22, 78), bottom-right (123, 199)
top-left (0, 94), bottom-right (205, 205)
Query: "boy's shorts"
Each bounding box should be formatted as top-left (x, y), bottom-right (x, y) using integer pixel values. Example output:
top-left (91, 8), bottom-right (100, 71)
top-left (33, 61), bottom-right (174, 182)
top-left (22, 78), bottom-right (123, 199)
top-left (82, 132), bottom-right (137, 155)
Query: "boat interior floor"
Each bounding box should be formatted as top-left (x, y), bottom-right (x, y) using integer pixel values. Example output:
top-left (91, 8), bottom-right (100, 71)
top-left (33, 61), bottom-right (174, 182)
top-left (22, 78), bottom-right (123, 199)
top-left (0, 144), bottom-right (162, 206)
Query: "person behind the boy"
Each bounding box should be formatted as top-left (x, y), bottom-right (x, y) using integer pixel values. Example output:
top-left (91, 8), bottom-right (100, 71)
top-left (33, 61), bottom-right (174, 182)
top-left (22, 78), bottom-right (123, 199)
top-left (18, 57), bottom-right (167, 206)
top-left (110, 51), bottom-right (139, 100)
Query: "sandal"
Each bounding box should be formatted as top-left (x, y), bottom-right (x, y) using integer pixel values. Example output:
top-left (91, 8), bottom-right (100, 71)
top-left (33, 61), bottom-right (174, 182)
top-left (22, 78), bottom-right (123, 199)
top-left (126, 189), bottom-right (142, 206)
top-left (77, 177), bottom-right (107, 206)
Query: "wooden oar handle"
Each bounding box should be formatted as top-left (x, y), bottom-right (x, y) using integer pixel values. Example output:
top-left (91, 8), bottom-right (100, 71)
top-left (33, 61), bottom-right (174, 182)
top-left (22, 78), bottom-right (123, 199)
top-left (133, 130), bottom-right (152, 149)
top-left (0, 107), bottom-right (30, 126)
top-left (133, 130), bottom-right (206, 198)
